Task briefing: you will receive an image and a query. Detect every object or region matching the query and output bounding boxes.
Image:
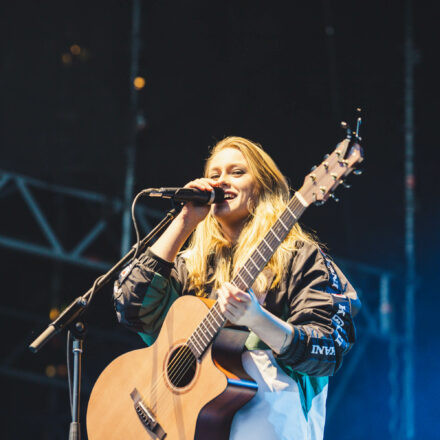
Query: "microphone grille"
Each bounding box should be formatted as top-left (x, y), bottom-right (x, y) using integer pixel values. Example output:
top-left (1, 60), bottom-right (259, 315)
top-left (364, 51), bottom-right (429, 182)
top-left (213, 187), bottom-right (225, 203)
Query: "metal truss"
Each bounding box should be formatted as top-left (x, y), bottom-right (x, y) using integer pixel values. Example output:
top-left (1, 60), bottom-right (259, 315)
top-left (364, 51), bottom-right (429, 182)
top-left (0, 169), bottom-right (164, 271)
top-left (0, 169), bottom-right (401, 438)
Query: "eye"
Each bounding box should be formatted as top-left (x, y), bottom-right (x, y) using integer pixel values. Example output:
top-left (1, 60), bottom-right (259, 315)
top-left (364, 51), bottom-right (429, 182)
top-left (232, 169), bottom-right (245, 176)
top-left (209, 174), bottom-right (220, 180)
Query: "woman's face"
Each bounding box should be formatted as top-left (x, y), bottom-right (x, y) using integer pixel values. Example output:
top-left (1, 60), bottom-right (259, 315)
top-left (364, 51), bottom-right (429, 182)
top-left (207, 147), bottom-right (256, 233)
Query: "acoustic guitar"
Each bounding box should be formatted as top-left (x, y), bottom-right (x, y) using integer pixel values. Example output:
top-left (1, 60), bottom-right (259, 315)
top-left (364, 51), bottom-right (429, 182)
top-left (86, 133), bottom-right (363, 439)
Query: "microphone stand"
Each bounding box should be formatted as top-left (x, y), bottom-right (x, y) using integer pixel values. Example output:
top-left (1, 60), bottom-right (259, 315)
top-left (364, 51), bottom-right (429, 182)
top-left (29, 206), bottom-right (180, 440)
top-left (68, 323), bottom-right (85, 440)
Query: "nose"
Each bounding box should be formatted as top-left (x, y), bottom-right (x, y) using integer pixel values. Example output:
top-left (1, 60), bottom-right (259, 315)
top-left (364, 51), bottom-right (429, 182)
top-left (216, 172), bottom-right (231, 188)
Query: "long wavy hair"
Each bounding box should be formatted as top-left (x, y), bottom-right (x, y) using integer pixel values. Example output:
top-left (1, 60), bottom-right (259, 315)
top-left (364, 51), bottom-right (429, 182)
top-left (181, 136), bottom-right (318, 297)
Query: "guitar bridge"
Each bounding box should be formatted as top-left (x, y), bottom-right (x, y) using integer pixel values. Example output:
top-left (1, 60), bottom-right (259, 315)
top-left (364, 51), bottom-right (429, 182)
top-left (130, 388), bottom-right (167, 439)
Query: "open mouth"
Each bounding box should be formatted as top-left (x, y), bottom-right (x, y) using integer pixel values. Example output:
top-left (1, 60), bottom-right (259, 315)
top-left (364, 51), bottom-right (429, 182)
top-left (223, 193), bottom-right (237, 200)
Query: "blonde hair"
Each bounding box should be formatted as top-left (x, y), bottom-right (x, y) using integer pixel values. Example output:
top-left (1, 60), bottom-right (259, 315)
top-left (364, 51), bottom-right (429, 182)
top-left (182, 136), bottom-right (318, 297)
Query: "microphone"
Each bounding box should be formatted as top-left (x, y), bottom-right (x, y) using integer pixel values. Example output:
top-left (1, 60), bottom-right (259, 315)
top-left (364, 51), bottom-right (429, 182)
top-left (145, 187), bottom-right (225, 205)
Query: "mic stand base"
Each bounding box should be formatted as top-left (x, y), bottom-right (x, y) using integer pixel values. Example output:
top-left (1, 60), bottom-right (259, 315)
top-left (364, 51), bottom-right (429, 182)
top-left (68, 423), bottom-right (80, 440)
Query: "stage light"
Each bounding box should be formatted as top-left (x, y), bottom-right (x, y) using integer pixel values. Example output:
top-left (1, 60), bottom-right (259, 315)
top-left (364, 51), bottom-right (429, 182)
top-left (49, 307), bottom-right (60, 320)
top-left (61, 53), bottom-right (72, 65)
top-left (57, 364), bottom-right (68, 377)
top-left (134, 76), bottom-right (146, 90)
top-left (45, 365), bottom-right (56, 378)
top-left (70, 44), bottom-right (81, 55)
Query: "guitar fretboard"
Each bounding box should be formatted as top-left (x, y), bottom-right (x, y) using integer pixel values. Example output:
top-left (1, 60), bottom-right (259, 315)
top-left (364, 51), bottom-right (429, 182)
top-left (187, 193), bottom-right (307, 359)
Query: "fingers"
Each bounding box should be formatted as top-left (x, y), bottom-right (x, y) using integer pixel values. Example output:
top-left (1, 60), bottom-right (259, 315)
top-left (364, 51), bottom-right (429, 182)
top-left (218, 283), bottom-right (250, 302)
top-left (178, 177), bottom-right (218, 222)
top-left (217, 283), bottom-right (262, 327)
top-left (184, 177), bottom-right (219, 192)
top-left (217, 288), bottom-right (241, 312)
top-left (223, 308), bottom-right (240, 323)
top-left (234, 291), bottom-right (251, 302)
top-left (217, 283), bottom-right (251, 322)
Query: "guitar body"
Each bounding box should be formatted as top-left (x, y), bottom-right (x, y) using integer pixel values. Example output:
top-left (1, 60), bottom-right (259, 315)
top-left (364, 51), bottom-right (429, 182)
top-left (86, 296), bottom-right (257, 440)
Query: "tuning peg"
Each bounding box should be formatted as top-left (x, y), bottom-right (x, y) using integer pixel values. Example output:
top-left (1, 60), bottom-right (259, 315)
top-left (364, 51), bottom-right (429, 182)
top-left (323, 154), bottom-right (329, 160)
top-left (353, 169), bottom-right (363, 175)
top-left (314, 201), bottom-right (325, 206)
top-left (341, 180), bottom-right (351, 188)
top-left (329, 193), bottom-right (340, 202)
top-left (310, 165), bottom-right (317, 171)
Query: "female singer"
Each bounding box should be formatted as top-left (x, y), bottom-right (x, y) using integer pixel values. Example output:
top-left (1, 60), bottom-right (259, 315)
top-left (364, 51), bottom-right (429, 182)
top-left (113, 136), bottom-right (360, 440)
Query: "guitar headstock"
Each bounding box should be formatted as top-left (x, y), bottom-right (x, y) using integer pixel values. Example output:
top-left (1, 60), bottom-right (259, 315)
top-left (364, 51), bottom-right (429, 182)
top-left (298, 131), bottom-right (364, 207)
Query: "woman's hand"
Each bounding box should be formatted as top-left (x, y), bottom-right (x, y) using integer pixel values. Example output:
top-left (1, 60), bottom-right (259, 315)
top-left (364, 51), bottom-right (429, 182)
top-left (150, 177), bottom-right (220, 263)
top-left (217, 282), bottom-right (263, 328)
top-left (217, 282), bottom-right (294, 354)
top-left (178, 177), bottom-right (221, 227)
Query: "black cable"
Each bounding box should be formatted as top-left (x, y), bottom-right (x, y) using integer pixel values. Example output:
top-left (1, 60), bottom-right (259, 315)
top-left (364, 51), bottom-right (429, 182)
top-left (87, 274), bottom-right (106, 308)
top-left (129, 189), bottom-right (150, 263)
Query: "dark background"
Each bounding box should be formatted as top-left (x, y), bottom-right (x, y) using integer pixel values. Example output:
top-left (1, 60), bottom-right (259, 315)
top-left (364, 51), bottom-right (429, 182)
top-left (1, 1), bottom-right (438, 439)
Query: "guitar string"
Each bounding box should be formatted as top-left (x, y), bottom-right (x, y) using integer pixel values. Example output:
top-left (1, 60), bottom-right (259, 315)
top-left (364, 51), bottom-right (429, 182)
top-left (140, 303), bottom-right (226, 415)
top-left (138, 301), bottom-right (225, 405)
top-left (140, 197), bottom-right (305, 414)
top-left (150, 302), bottom-right (235, 418)
top-left (138, 329), bottom-right (202, 412)
top-left (160, 306), bottom-right (224, 396)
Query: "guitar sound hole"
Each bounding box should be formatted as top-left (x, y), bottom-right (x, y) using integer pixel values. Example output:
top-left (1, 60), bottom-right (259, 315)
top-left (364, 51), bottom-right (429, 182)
top-left (167, 345), bottom-right (197, 388)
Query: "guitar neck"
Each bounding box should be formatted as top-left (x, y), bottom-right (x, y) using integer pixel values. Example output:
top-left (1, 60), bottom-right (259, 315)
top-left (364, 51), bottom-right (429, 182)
top-left (231, 193), bottom-right (307, 291)
top-left (186, 192), bottom-right (307, 359)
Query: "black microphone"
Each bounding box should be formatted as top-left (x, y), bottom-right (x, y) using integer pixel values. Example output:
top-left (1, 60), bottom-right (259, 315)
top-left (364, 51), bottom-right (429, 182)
top-left (145, 187), bottom-right (225, 205)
